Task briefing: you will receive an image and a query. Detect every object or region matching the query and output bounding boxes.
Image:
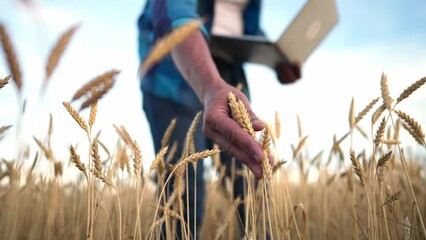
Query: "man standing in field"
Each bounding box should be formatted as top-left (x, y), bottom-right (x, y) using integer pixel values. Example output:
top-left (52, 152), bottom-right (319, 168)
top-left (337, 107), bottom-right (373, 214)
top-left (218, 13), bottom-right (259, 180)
top-left (137, 0), bottom-right (301, 238)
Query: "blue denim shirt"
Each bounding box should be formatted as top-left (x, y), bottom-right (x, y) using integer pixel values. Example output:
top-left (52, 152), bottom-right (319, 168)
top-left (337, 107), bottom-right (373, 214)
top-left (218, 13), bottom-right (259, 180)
top-left (138, 0), bottom-right (262, 108)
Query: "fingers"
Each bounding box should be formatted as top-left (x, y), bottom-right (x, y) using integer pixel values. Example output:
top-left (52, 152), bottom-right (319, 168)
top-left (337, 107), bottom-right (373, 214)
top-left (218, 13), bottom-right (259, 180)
top-left (203, 115), bottom-right (264, 179)
top-left (275, 61), bottom-right (302, 84)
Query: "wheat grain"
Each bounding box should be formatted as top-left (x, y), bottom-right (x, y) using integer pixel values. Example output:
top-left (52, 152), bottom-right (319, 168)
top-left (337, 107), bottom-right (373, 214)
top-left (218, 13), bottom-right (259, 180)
top-left (71, 69), bottom-right (120, 101)
top-left (185, 111), bottom-right (203, 156)
top-left (0, 75), bottom-right (10, 89)
top-left (33, 136), bottom-right (53, 161)
top-left (293, 136), bottom-right (308, 159)
top-left (349, 149), bottom-right (365, 185)
top-left (113, 124), bottom-right (134, 147)
top-left (349, 97), bottom-right (355, 129)
top-left (274, 111), bottom-right (281, 139)
top-left (372, 104), bottom-right (386, 124)
top-left (374, 117), bottom-right (387, 148)
top-left (380, 72), bottom-right (393, 110)
top-left (0, 24), bottom-right (22, 93)
top-left (161, 118), bottom-right (177, 149)
top-left (133, 141), bottom-right (143, 177)
top-left (79, 78), bottom-right (114, 111)
top-left (45, 24), bottom-right (79, 82)
top-left (62, 102), bottom-right (88, 133)
top-left (377, 151), bottom-right (393, 169)
top-left (149, 146), bottom-right (168, 175)
top-left (395, 110), bottom-right (425, 146)
top-left (92, 139), bottom-right (102, 178)
top-left (355, 97), bottom-right (380, 124)
top-left (396, 76), bottom-right (426, 103)
top-left (69, 145), bottom-right (87, 178)
top-left (383, 190), bottom-right (402, 206)
top-left (228, 91), bottom-right (255, 137)
top-left (139, 18), bottom-right (203, 76)
top-left (88, 90), bottom-right (98, 128)
top-left (183, 149), bottom-right (220, 164)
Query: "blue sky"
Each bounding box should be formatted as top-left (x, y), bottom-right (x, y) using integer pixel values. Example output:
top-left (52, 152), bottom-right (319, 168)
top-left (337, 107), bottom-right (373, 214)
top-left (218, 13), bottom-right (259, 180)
top-left (0, 0), bottom-right (425, 173)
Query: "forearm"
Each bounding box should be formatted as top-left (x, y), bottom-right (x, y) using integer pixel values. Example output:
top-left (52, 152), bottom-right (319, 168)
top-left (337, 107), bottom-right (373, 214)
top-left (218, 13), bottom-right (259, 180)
top-left (171, 30), bottom-right (223, 104)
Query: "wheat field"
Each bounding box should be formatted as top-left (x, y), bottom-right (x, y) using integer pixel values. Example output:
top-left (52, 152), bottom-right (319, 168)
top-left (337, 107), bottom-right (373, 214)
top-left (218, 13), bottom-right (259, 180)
top-left (1, 20), bottom-right (426, 240)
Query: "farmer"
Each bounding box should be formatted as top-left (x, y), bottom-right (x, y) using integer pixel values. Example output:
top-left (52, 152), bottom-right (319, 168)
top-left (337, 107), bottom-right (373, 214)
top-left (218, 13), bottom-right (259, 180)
top-left (137, 0), bottom-right (301, 238)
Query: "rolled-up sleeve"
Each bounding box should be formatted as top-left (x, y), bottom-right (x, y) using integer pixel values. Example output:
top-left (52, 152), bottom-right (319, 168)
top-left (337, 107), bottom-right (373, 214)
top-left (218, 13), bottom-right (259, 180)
top-left (152, 0), bottom-right (208, 39)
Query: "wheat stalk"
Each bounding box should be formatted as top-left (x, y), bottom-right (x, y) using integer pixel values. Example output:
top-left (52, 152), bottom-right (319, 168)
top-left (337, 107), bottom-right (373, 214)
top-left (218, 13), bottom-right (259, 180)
top-left (394, 110), bottom-right (425, 146)
top-left (380, 72), bottom-right (394, 110)
top-left (0, 24), bottom-right (23, 94)
top-left (79, 78), bottom-right (114, 111)
top-left (69, 145), bottom-right (87, 179)
top-left (355, 97), bottom-right (380, 124)
top-left (349, 97), bottom-right (355, 129)
top-left (88, 89), bottom-right (98, 128)
top-left (0, 75), bottom-right (10, 89)
top-left (133, 141), bottom-right (143, 177)
top-left (182, 149), bottom-right (220, 165)
top-left (45, 24), bottom-right (79, 84)
top-left (372, 104), bottom-right (386, 124)
top-left (228, 91), bottom-right (255, 137)
top-left (149, 146), bottom-right (168, 175)
top-left (161, 118), bottom-right (177, 149)
top-left (396, 76), bottom-right (426, 103)
top-left (349, 150), bottom-right (365, 185)
top-left (62, 102), bottom-right (88, 133)
top-left (71, 70), bottom-right (120, 101)
top-left (33, 136), bottom-right (53, 161)
top-left (261, 124), bottom-right (272, 182)
top-left (293, 136), bottom-right (308, 159)
top-left (374, 117), bottom-right (387, 148)
top-left (113, 124), bottom-right (134, 147)
top-left (274, 111), bottom-right (281, 139)
top-left (139, 18), bottom-right (203, 76)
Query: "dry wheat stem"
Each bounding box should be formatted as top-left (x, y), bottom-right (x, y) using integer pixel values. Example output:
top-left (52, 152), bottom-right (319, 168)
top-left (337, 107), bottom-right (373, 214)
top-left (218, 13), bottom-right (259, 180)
top-left (0, 75), bottom-right (10, 89)
top-left (372, 104), bottom-right (386, 125)
top-left (62, 102), bottom-right (88, 133)
top-left (139, 18), bottom-right (203, 76)
top-left (71, 69), bottom-right (120, 101)
top-left (45, 24), bottom-right (79, 82)
top-left (396, 76), bottom-right (426, 103)
top-left (380, 72), bottom-right (394, 110)
top-left (0, 24), bottom-right (22, 93)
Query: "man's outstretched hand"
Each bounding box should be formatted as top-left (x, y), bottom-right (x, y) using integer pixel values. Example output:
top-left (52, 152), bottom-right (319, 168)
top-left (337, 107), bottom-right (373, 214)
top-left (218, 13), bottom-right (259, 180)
top-left (201, 81), bottom-right (266, 179)
top-left (275, 61), bottom-right (302, 84)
